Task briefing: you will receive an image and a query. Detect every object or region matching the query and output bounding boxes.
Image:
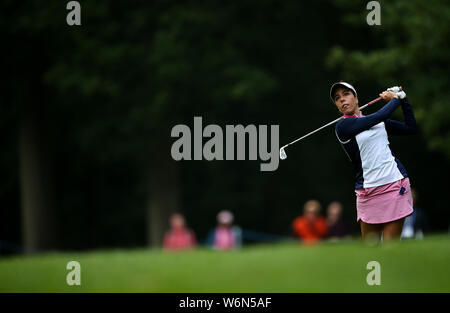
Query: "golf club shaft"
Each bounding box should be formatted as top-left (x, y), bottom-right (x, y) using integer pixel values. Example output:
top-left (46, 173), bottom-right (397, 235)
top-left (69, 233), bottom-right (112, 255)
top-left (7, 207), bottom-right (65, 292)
top-left (281, 96), bottom-right (382, 149)
top-left (359, 96), bottom-right (382, 111)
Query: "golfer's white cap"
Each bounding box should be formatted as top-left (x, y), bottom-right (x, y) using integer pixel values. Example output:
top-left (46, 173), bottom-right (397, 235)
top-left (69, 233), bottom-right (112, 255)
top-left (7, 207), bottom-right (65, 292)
top-left (330, 82), bottom-right (357, 102)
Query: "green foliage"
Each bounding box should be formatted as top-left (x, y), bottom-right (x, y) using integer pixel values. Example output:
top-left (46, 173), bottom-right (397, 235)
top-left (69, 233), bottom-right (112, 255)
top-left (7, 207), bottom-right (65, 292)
top-left (327, 0), bottom-right (450, 157)
top-left (2, 0), bottom-right (450, 251)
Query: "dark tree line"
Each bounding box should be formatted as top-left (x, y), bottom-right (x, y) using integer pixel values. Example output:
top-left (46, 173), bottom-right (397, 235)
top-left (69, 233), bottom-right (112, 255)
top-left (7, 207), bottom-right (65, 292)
top-left (1, 0), bottom-right (449, 253)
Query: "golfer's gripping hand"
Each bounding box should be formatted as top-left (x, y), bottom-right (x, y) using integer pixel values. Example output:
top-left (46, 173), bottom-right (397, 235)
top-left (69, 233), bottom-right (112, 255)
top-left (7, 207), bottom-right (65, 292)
top-left (380, 90), bottom-right (398, 101)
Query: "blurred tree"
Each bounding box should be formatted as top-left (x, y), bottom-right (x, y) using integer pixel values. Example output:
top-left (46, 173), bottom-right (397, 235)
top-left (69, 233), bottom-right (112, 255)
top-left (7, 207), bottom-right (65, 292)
top-left (1, 0), bottom-right (363, 250)
top-left (147, 1), bottom-right (279, 245)
top-left (327, 0), bottom-right (450, 157)
top-left (4, 0), bottom-right (447, 252)
top-left (2, 0), bottom-right (62, 252)
top-left (5, 0), bottom-right (281, 248)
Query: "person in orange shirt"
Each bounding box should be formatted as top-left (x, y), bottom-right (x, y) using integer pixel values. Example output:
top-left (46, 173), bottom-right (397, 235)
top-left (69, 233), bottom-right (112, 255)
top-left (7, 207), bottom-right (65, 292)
top-left (292, 200), bottom-right (328, 244)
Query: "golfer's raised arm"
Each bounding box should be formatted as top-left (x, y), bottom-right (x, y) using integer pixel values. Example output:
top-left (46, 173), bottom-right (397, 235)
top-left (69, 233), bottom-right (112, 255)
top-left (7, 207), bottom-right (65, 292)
top-left (385, 97), bottom-right (418, 135)
top-left (336, 97), bottom-right (402, 141)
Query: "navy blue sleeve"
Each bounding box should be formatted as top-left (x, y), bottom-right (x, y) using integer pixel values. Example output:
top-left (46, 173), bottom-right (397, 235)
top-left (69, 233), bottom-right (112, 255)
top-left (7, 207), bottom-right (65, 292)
top-left (384, 97), bottom-right (418, 135)
top-left (336, 97), bottom-right (402, 142)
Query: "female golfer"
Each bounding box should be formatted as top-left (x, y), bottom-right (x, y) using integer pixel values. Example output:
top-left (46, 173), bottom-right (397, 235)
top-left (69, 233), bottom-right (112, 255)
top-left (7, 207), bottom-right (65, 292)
top-left (330, 82), bottom-right (418, 241)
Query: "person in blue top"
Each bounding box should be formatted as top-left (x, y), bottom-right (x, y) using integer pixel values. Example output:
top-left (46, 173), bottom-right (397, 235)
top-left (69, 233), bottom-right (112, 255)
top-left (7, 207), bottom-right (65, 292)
top-left (331, 82), bottom-right (418, 242)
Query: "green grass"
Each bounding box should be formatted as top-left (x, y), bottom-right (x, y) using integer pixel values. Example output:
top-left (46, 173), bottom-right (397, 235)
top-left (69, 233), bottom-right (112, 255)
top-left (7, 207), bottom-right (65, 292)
top-left (1, 235), bottom-right (450, 292)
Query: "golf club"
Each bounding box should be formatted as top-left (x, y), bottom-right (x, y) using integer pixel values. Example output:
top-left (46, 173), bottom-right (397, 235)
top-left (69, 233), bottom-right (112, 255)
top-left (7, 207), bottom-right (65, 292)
top-left (279, 92), bottom-right (398, 160)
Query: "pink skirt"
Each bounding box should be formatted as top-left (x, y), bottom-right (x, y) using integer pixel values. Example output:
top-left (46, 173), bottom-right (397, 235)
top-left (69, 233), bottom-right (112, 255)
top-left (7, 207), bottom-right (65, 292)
top-left (355, 177), bottom-right (413, 224)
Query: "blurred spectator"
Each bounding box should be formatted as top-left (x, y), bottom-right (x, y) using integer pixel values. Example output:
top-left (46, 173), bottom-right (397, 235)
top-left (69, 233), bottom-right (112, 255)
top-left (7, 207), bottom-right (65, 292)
top-left (326, 201), bottom-right (350, 241)
top-left (292, 200), bottom-right (328, 244)
top-left (207, 210), bottom-right (242, 250)
top-left (163, 213), bottom-right (196, 250)
top-left (401, 188), bottom-right (429, 239)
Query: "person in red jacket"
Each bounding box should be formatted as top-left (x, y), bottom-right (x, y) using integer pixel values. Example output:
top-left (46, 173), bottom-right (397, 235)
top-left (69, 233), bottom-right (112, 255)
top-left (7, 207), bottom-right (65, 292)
top-left (163, 213), bottom-right (196, 250)
top-left (292, 200), bottom-right (328, 244)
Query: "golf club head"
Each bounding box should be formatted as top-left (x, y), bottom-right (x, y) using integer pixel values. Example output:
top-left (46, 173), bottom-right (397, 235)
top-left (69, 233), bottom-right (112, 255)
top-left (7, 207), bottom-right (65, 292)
top-left (280, 147), bottom-right (287, 160)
